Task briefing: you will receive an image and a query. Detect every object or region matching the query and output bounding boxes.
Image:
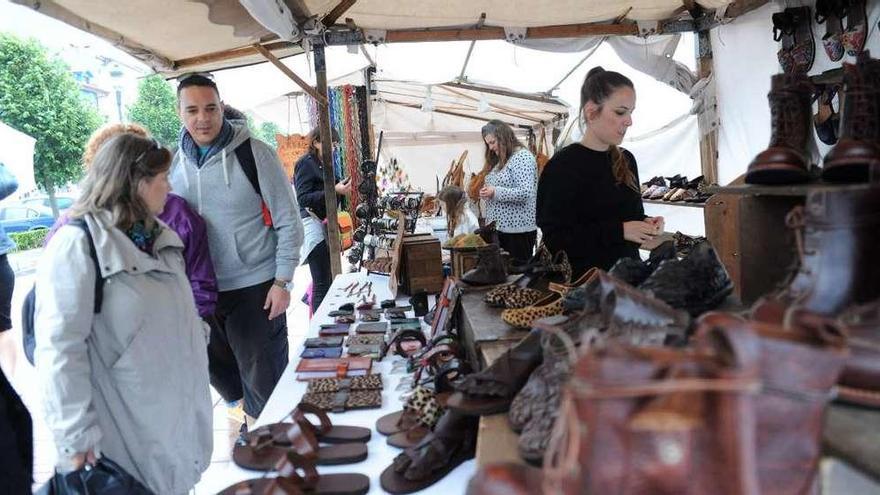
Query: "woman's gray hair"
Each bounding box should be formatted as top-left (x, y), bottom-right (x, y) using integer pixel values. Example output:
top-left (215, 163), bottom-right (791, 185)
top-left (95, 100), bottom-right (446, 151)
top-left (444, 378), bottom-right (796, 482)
top-left (69, 133), bottom-right (172, 230)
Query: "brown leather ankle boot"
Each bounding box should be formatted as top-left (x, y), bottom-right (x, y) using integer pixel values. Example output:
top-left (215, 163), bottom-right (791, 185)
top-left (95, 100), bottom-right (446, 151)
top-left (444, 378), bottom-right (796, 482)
top-left (751, 185), bottom-right (880, 323)
top-left (461, 243), bottom-right (507, 285)
top-left (746, 73), bottom-right (814, 184)
top-left (823, 51), bottom-right (880, 183)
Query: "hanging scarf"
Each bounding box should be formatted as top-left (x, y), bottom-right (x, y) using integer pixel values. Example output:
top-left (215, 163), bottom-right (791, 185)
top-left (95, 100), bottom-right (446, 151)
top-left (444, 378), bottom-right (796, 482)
top-left (126, 221), bottom-right (162, 255)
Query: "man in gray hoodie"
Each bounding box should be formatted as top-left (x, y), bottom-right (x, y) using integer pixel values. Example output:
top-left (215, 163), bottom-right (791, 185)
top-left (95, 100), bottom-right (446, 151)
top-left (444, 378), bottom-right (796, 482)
top-left (169, 75), bottom-right (303, 420)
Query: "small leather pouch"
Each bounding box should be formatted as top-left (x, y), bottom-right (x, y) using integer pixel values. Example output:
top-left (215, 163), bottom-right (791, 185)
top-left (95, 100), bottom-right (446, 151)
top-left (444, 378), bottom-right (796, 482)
top-left (300, 347), bottom-right (343, 359)
top-left (347, 344), bottom-right (382, 358)
top-left (303, 375), bottom-right (384, 412)
top-left (356, 321), bottom-right (389, 334)
top-left (304, 336), bottom-right (344, 348)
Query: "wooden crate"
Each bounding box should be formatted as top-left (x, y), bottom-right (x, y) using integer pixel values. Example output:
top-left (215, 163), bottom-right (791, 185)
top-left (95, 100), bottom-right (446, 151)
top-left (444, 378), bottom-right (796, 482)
top-left (398, 234), bottom-right (444, 295)
top-left (704, 192), bottom-right (802, 305)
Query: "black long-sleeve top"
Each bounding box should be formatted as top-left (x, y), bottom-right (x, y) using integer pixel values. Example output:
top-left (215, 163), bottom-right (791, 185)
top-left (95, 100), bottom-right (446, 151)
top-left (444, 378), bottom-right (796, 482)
top-left (536, 143), bottom-right (646, 276)
top-left (294, 152), bottom-right (335, 220)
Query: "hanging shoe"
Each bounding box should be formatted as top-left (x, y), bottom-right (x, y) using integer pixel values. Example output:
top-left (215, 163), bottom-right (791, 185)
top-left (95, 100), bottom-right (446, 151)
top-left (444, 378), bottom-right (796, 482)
top-left (815, 0), bottom-right (846, 61)
top-left (841, 0), bottom-right (868, 57)
top-left (746, 72), bottom-right (815, 184)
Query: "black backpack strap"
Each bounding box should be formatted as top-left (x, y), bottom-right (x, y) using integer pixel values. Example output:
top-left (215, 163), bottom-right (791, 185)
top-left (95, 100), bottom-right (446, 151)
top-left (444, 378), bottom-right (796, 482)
top-left (234, 138), bottom-right (261, 199)
top-left (69, 218), bottom-right (104, 313)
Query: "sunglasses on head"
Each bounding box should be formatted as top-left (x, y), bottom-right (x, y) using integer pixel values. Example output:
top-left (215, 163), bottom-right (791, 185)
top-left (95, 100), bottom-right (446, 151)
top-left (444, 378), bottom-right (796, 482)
top-left (132, 139), bottom-right (162, 167)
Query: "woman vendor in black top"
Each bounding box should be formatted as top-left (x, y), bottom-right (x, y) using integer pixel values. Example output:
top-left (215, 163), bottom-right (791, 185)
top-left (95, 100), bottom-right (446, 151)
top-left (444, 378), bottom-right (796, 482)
top-left (537, 67), bottom-right (664, 277)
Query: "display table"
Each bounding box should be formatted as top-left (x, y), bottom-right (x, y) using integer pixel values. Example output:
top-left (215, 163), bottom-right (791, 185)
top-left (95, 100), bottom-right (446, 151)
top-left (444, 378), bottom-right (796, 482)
top-left (197, 272), bottom-right (475, 494)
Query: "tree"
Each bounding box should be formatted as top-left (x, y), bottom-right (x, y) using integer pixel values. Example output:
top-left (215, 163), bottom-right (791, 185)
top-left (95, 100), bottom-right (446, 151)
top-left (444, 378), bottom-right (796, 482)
top-left (257, 121), bottom-right (280, 150)
top-left (0, 33), bottom-right (102, 216)
top-left (129, 74), bottom-right (180, 147)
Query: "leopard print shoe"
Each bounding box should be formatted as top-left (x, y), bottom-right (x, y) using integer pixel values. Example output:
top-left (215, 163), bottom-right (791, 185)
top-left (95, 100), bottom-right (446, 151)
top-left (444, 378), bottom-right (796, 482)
top-left (484, 285), bottom-right (545, 309)
top-left (501, 292), bottom-right (565, 328)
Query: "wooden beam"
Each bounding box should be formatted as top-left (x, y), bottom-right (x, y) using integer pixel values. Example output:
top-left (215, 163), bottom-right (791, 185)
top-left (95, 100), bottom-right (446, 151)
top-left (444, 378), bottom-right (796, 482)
top-left (323, 0), bottom-right (358, 27)
top-left (440, 82), bottom-right (562, 106)
top-left (383, 21), bottom-right (638, 44)
top-left (383, 99), bottom-right (527, 128)
top-left (696, 31), bottom-right (719, 185)
top-left (252, 43), bottom-right (327, 105)
top-left (11, 0), bottom-right (175, 71)
top-left (313, 45), bottom-right (343, 277)
top-left (441, 86), bottom-right (543, 123)
top-left (174, 41), bottom-right (295, 71)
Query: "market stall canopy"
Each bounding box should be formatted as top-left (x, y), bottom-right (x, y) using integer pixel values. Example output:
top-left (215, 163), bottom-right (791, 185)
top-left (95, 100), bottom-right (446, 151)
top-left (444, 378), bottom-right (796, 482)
top-left (10, 0), bottom-right (305, 75)
top-left (10, 0), bottom-right (753, 77)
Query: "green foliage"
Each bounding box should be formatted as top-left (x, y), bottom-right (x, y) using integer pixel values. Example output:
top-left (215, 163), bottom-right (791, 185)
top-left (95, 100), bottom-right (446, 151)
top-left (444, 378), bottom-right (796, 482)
top-left (257, 121), bottom-right (280, 149)
top-left (9, 228), bottom-right (49, 252)
top-left (129, 74), bottom-right (181, 147)
top-left (0, 33), bottom-right (102, 192)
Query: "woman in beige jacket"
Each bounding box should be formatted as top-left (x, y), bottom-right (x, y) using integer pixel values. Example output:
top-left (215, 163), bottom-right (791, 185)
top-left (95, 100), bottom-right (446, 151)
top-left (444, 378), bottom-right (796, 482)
top-left (35, 134), bottom-right (212, 494)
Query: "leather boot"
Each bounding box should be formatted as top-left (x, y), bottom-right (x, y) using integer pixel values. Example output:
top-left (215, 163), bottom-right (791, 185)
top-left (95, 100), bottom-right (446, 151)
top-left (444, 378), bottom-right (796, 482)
top-left (461, 243), bottom-right (507, 285)
top-left (746, 73), bottom-right (814, 184)
top-left (694, 313), bottom-right (847, 495)
top-left (823, 52), bottom-right (880, 183)
top-left (751, 185), bottom-right (880, 323)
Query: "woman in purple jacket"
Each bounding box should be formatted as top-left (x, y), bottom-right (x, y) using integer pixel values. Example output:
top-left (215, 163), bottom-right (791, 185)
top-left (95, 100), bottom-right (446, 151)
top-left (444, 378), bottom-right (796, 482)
top-left (46, 124), bottom-right (218, 320)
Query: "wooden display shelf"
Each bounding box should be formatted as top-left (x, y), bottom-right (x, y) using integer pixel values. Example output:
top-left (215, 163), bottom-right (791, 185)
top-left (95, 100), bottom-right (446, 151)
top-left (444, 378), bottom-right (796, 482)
top-left (707, 182), bottom-right (873, 197)
top-left (643, 198), bottom-right (706, 208)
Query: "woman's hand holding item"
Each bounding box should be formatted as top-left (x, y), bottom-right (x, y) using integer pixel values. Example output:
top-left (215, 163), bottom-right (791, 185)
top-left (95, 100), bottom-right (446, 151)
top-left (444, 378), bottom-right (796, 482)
top-left (623, 220), bottom-right (659, 244)
top-left (69, 449), bottom-right (98, 471)
top-left (645, 216), bottom-right (665, 235)
top-left (479, 185), bottom-right (496, 199)
top-left (334, 178), bottom-right (352, 196)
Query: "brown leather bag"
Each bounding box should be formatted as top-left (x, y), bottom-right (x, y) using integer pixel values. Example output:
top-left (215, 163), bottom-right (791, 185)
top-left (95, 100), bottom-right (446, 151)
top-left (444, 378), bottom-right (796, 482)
top-left (694, 312), bottom-right (847, 495)
top-left (540, 339), bottom-right (762, 495)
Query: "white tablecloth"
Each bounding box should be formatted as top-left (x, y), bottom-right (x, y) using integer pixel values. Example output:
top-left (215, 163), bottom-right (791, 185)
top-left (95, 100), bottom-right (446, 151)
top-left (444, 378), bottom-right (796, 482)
top-left (197, 271), bottom-right (476, 494)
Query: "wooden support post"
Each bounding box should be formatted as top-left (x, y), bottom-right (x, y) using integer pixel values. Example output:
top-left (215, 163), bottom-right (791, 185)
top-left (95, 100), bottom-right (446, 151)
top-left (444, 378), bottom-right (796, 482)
top-left (696, 30), bottom-right (719, 185)
top-left (314, 44), bottom-right (343, 277)
top-left (253, 43), bottom-right (327, 105)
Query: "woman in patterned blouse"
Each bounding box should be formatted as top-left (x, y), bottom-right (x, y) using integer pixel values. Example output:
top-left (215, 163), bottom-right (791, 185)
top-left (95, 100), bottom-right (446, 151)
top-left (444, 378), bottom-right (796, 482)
top-left (479, 119), bottom-right (539, 266)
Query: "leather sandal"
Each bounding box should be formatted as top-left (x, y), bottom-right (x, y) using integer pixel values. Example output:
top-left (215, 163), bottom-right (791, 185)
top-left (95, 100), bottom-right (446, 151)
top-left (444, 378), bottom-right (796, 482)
top-left (380, 411), bottom-right (478, 494)
top-left (446, 330), bottom-right (543, 416)
top-left (233, 422), bottom-right (368, 470)
top-left (220, 450), bottom-right (370, 495)
top-left (260, 403), bottom-right (372, 445)
top-left (376, 386), bottom-right (436, 436)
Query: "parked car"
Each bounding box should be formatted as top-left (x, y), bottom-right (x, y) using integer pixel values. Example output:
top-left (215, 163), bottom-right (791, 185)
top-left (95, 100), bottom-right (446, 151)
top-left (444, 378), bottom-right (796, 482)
top-left (22, 194), bottom-right (76, 212)
top-left (0, 205), bottom-right (55, 233)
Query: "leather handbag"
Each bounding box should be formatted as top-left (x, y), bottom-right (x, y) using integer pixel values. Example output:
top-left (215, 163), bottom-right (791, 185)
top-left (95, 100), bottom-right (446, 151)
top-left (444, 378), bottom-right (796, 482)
top-left (39, 456), bottom-right (153, 495)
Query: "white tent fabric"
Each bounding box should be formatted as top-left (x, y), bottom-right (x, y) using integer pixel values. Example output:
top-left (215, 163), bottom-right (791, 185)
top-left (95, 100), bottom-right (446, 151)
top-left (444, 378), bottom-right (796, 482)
top-left (711, 0), bottom-right (880, 186)
top-left (518, 35), bottom-right (697, 94)
top-left (0, 121), bottom-right (37, 200)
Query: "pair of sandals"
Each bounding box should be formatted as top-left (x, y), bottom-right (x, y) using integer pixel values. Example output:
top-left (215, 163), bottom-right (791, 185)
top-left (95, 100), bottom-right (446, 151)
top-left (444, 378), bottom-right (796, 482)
top-left (223, 403), bottom-right (371, 494)
top-left (375, 386), bottom-right (447, 449)
top-left (815, 0), bottom-right (868, 61)
top-left (773, 6), bottom-right (816, 74)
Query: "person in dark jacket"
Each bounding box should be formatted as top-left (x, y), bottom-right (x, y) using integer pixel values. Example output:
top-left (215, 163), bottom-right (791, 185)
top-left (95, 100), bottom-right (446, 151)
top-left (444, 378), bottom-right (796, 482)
top-left (0, 162), bottom-right (18, 381)
top-left (294, 127), bottom-right (350, 312)
top-left (0, 365), bottom-right (31, 495)
top-left (537, 67), bottom-right (664, 277)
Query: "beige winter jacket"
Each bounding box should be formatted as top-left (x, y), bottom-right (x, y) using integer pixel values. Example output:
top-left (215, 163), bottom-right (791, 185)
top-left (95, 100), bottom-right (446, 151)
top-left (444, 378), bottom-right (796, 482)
top-left (34, 209), bottom-right (213, 494)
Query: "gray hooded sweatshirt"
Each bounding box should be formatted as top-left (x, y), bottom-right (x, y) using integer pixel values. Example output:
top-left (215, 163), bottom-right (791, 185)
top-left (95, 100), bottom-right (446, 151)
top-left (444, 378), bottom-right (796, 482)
top-left (169, 123), bottom-right (303, 291)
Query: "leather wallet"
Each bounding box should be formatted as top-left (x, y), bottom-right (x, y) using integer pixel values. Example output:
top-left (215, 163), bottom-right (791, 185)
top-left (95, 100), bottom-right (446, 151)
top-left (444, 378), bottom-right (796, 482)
top-left (328, 309), bottom-right (354, 317)
top-left (319, 325), bottom-right (351, 337)
top-left (302, 375), bottom-right (383, 412)
top-left (346, 344), bottom-right (382, 358)
top-left (355, 322), bottom-right (389, 334)
top-left (295, 356), bottom-right (372, 380)
top-left (300, 347), bottom-right (343, 359)
top-left (305, 336), bottom-right (344, 348)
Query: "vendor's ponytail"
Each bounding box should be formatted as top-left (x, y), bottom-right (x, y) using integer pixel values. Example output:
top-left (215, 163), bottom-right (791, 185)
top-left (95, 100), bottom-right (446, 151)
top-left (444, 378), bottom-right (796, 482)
top-left (609, 145), bottom-right (638, 192)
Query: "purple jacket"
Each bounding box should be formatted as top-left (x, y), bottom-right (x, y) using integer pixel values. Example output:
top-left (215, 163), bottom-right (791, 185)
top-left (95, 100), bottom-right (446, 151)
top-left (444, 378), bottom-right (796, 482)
top-left (45, 194), bottom-right (218, 317)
